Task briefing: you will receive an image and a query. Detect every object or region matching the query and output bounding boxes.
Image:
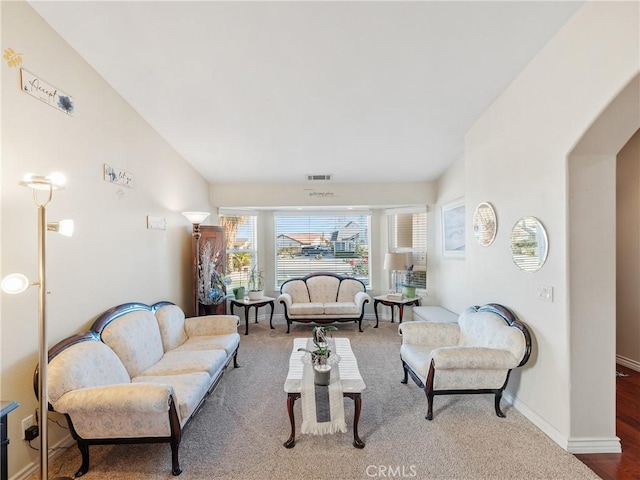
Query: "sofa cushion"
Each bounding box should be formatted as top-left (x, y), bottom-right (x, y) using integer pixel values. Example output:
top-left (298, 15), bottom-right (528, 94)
top-left (155, 305), bottom-right (188, 352)
top-left (133, 372), bottom-right (211, 426)
top-left (289, 302), bottom-right (325, 316)
top-left (399, 344), bottom-right (435, 383)
top-left (139, 349), bottom-right (227, 379)
top-left (458, 310), bottom-right (526, 362)
top-left (307, 275), bottom-right (340, 302)
top-left (281, 279), bottom-right (311, 304)
top-left (174, 334), bottom-right (240, 357)
top-left (101, 310), bottom-right (165, 378)
top-left (323, 302), bottom-right (361, 315)
top-left (337, 278), bottom-right (365, 302)
top-left (48, 340), bottom-right (130, 405)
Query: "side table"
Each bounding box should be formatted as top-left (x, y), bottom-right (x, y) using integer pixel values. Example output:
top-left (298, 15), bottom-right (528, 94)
top-left (1, 401), bottom-right (19, 480)
top-left (373, 295), bottom-right (421, 327)
top-left (229, 296), bottom-right (275, 335)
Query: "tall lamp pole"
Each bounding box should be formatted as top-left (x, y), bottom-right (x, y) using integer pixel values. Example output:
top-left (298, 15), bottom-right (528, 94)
top-left (1, 173), bottom-right (73, 480)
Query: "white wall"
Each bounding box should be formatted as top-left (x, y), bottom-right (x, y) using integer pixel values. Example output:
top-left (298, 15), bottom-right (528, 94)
top-left (1, 3), bottom-right (211, 477)
top-left (616, 130), bottom-right (640, 368)
top-left (445, 0), bottom-right (639, 452)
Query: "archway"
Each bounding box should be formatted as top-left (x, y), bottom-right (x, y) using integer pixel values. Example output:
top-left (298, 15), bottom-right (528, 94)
top-left (568, 74), bottom-right (639, 451)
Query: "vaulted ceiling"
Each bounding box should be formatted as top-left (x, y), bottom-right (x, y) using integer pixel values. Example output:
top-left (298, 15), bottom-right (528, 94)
top-left (29, 1), bottom-right (584, 184)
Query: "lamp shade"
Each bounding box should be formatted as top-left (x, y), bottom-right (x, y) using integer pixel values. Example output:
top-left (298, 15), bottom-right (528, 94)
top-left (383, 252), bottom-right (407, 271)
top-left (48, 219), bottom-right (74, 237)
top-left (1, 273), bottom-right (30, 294)
top-left (182, 211), bottom-right (210, 225)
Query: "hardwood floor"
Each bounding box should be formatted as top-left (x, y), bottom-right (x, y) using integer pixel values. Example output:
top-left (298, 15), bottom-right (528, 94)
top-left (575, 364), bottom-right (640, 479)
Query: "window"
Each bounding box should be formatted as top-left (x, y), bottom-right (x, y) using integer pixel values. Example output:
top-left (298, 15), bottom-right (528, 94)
top-left (275, 212), bottom-right (371, 287)
top-left (387, 208), bottom-right (427, 290)
top-left (220, 211), bottom-right (258, 289)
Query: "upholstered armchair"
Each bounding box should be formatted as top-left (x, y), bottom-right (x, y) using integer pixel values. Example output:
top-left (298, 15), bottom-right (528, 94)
top-left (398, 303), bottom-right (531, 420)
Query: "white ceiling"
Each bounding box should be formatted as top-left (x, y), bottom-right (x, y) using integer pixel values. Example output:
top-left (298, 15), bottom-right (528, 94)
top-left (29, 1), bottom-right (584, 184)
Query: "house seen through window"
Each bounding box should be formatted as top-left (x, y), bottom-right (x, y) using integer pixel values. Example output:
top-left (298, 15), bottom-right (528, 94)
top-left (220, 213), bottom-right (258, 289)
top-left (275, 212), bottom-right (371, 287)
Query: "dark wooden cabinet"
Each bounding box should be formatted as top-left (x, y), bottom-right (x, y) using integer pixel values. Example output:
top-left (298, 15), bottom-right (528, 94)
top-left (191, 225), bottom-right (227, 316)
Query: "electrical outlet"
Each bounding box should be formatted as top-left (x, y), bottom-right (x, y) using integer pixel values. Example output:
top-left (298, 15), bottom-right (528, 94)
top-left (21, 415), bottom-right (34, 439)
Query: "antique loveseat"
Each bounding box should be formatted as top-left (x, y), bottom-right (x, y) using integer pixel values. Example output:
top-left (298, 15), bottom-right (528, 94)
top-left (278, 272), bottom-right (371, 333)
top-left (39, 301), bottom-right (240, 476)
top-left (399, 303), bottom-right (531, 420)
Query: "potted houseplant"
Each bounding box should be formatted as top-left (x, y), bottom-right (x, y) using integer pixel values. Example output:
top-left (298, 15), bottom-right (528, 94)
top-left (247, 265), bottom-right (264, 300)
top-left (298, 326), bottom-right (337, 385)
top-left (403, 265), bottom-right (418, 298)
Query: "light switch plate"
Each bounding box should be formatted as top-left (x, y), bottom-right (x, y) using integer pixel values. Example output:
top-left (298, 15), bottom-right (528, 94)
top-left (537, 284), bottom-right (553, 302)
top-left (147, 215), bottom-right (167, 230)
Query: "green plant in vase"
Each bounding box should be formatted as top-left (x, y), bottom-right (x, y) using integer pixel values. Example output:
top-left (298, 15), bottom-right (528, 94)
top-left (297, 326), bottom-right (337, 385)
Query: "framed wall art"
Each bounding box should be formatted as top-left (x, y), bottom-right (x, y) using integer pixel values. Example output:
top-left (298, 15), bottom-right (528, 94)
top-left (442, 198), bottom-right (466, 257)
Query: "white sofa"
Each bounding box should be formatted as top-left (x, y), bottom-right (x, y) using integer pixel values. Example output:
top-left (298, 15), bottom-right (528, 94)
top-left (42, 301), bottom-right (240, 476)
top-left (399, 303), bottom-right (531, 420)
top-left (278, 272), bottom-right (371, 333)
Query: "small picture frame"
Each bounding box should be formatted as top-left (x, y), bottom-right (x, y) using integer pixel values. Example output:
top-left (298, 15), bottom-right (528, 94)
top-left (442, 198), bottom-right (465, 257)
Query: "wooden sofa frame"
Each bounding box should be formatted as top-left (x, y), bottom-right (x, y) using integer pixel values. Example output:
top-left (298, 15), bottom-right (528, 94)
top-left (34, 301), bottom-right (239, 477)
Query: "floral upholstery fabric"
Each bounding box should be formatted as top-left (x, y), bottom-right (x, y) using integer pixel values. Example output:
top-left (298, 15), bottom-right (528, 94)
top-left (399, 308), bottom-right (527, 390)
top-left (278, 274), bottom-right (371, 320)
top-left (289, 302), bottom-right (325, 316)
top-left (101, 310), bottom-right (165, 378)
top-left (434, 369), bottom-right (510, 390)
top-left (323, 302), bottom-right (360, 315)
top-left (140, 349), bottom-right (227, 379)
top-left (306, 276), bottom-right (340, 303)
top-left (458, 311), bottom-right (525, 362)
top-left (174, 334), bottom-right (240, 357)
top-left (47, 303), bottom-right (240, 447)
top-left (184, 315), bottom-right (239, 337)
top-left (432, 346), bottom-right (519, 370)
top-left (337, 279), bottom-right (365, 302)
top-left (155, 305), bottom-right (188, 352)
top-left (398, 321), bottom-right (460, 347)
top-left (133, 372), bottom-right (211, 426)
top-left (53, 383), bottom-right (174, 438)
top-left (48, 340), bottom-right (130, 405)
top-left (281, 280), bottom-right (311, 304)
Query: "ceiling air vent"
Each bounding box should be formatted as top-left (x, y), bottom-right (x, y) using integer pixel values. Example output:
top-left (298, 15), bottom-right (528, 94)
top-left (306, 174), bottom-right (333, 181)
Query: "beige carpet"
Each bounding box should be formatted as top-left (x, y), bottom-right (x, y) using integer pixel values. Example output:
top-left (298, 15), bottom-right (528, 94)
top-left (45, 317), bottom-right (600, 480)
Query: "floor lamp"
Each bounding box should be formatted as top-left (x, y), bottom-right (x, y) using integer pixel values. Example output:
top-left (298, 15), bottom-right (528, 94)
top-left (1, 173), bottom-right (74, 480)
top-left (182, 211), bottom-right (210, 316)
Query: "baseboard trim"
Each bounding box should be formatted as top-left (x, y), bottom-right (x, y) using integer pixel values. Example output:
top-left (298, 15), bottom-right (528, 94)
top-left (11, 434), bottom-right (75, 480)
top-left (503, 391), bottom-right (621, 454)
top-left (566, 436), bottom-right (622, 454)
top-left (616, 354), bottom-right (640, 372)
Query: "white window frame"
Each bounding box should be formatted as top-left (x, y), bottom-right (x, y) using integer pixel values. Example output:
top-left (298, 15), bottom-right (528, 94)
top-left (274, 210), bottom-right (371, 288)
top-left (386, 206), bottom-right (428, 292)
top-left (219, 209), bottom-right (258, 289)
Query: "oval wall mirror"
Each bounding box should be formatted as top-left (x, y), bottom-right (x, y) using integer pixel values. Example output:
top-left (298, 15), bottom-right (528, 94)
top-left (510, 216), bottom-right (549, 272)
top-left (472, 202), bottom-right (497, 246)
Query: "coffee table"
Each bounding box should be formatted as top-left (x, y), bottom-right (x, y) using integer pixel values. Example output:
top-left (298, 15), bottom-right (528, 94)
top-left (283, 337), bottom-right (366, 448)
